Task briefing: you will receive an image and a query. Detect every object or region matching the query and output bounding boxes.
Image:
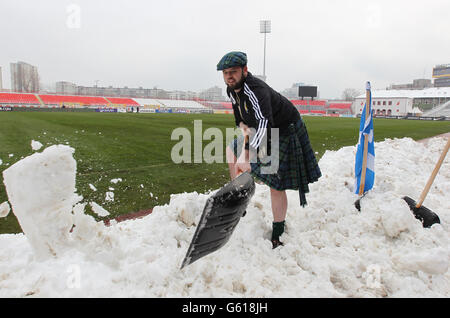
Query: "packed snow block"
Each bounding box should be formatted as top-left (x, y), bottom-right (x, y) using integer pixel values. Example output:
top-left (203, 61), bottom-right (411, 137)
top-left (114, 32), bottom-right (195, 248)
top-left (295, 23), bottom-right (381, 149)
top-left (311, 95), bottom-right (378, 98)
top-left (31, 140), bottom-right (43, 151)
top-left (3, 145), bottom-right (80, 259)
top-left (0, 201), bottom-right (10, 217)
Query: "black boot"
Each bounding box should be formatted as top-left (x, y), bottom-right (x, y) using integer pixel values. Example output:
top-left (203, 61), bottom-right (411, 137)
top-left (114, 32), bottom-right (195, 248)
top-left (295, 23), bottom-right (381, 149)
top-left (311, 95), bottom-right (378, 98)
top-left (271, 220), bottom-right (285, 249)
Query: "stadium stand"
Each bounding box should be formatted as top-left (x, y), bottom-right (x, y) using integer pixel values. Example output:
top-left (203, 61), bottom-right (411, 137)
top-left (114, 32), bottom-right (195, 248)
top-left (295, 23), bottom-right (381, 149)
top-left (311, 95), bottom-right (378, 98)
top-left (220, 102), bottom-right (232, 109)
top-left (106, 97), bottom-right (139, 106)
top-left (134, 98), bottom-right (206, 109)
top-left (154, 99), bottom-right (206, 109)
top-left (0, 93), bottom-right (361, 118)
top-left (133, 98), bottom-right (210, 113)
top-left (198, 98), bottom-right (330, 115)
top-left (290, 100), bottom-right (308, 106)
top-left (326, 102), bottom-right (353, 115)
top-left (422, 100), bottom-right (450, 117)
top-left (0, 93), bottom-right (41, 105)
top-left (309, 100), bottom-right (326, 107)
top-left (133, 98), bottom-right (166, 108)
top-left (327, 103), bottom-right (352, 110)
top-left (197, 100), bottom-right (232, 110)
top-left (290, 99), bottom-right (327, 115)
top-left (39, 95), bottom-right (109, 106)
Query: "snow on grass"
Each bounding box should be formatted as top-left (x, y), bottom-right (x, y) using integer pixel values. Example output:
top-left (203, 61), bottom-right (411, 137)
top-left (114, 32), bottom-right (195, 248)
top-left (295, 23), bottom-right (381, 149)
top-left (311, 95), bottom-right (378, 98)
top-left (0, 137), bottom-right (448, 297)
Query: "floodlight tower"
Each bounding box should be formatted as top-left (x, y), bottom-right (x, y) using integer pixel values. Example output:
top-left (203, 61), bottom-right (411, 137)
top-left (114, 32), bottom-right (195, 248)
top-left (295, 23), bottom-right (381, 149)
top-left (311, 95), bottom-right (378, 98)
top-left (259, 20), bottom-right (271, 79)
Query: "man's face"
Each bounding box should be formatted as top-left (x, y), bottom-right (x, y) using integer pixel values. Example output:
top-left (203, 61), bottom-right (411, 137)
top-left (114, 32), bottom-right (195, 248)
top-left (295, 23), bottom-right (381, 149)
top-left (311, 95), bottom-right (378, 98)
top-left (222, 66), bottom-right (247, 90)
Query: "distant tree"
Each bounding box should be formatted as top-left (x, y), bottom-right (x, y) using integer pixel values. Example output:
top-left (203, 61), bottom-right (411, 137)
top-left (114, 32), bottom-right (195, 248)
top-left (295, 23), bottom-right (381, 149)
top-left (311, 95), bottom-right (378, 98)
top-left (341, 88), bottom-right (362, 101)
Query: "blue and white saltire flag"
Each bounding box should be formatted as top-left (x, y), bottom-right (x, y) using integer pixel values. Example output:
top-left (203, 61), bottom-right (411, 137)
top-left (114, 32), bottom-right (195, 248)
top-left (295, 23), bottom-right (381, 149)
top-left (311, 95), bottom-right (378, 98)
top-left (354, 82), bottom-right (375, 194)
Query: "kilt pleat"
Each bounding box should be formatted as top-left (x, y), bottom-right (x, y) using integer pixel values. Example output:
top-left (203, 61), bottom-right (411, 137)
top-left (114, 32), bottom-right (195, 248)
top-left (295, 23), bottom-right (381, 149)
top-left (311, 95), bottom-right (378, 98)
top-left (231, 118), bottom-right (321, 207)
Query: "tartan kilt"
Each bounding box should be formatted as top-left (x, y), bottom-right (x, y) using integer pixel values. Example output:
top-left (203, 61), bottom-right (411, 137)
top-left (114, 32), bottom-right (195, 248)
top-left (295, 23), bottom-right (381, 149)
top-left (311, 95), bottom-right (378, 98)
top-left (230, 118), bottom-right (321, 206)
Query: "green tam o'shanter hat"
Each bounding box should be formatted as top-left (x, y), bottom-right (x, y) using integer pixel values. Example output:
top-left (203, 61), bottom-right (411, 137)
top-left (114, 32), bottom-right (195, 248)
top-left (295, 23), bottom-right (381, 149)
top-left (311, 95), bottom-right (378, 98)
top-left (217, 51), bottom-right (247, 71)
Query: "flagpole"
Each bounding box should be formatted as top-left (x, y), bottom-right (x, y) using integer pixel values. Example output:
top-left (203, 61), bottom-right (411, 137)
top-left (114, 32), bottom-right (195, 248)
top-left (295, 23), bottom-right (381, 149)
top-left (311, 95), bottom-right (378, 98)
top-left (358, 81), bottom-right (371, 196)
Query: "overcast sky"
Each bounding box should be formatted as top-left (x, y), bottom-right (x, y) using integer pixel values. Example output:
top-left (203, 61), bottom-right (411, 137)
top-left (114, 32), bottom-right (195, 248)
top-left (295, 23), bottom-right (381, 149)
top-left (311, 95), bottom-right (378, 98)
top-left (1, 0), bottom-right (449, 99)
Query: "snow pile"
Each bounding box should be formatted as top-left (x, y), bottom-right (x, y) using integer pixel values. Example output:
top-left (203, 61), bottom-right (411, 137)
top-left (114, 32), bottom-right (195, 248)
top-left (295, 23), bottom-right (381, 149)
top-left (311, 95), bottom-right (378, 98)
top-left (2, 145), bottom-right (81, 259)
top-left (0, 137), bottom-right (449, 297)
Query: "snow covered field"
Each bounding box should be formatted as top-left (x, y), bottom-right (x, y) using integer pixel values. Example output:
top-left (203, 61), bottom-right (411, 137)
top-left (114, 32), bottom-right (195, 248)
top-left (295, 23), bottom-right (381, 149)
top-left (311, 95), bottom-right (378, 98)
top-left (0, 137), bottom-right (448, 297)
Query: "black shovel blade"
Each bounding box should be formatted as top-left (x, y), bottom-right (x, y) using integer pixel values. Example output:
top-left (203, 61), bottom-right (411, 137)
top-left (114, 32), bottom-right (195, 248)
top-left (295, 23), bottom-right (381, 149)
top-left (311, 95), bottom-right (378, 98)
top-left (403, 196), bottom-right (441, 228)
top-left (180, 172), bottom-right (255, 269)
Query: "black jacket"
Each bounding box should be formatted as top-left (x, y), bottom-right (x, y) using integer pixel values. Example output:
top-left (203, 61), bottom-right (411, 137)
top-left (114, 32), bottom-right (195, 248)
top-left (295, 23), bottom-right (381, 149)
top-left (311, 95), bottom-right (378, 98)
top-left (227, 72), bottom-right (300, 150)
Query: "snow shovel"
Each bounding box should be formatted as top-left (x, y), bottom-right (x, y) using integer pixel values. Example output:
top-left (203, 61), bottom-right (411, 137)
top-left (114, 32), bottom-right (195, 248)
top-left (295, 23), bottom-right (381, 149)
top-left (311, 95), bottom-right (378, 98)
top-left (403, 137), bottom-right (449, 228)
top-left (181, 135), bottom-right (255, 269)
top-left (180, 171), bottom-right (255, 269)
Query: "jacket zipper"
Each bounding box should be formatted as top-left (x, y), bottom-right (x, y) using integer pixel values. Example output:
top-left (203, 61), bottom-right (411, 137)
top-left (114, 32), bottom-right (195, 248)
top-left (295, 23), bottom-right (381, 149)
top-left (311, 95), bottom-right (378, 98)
top-left (236, 93), bottom-right (244, 122)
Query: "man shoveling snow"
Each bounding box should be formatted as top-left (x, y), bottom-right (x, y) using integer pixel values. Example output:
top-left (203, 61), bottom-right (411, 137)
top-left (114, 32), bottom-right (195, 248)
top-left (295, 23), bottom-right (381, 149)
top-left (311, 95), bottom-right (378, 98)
top-left (218, 51), bottom-right (322, 248)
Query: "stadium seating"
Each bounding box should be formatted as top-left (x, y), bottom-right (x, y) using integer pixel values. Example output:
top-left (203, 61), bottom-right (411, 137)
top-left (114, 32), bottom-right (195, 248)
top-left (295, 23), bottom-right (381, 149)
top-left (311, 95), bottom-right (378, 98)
top-left (39, 95), bottom-right (109, 106)
top-left (1, 93), bottom-right (362, 118)
top-left (220, 102), bottom-right (232, 109)
top-left (194, 100), bottom-right (216, 109)
top-left (133, 98), bottom-right (166, 108)
top-left (198, 101), bottom-right (232, 110)
top-left (326, 102), bottom-right (353, 115)
top-left (0, 93), bottom-right (40, 104)
top-left (327, 103), bottom-right (352, 110)
top-left (309, 100), bottom-right (326, 107)
top-left (422, 100), bottom-right (450, 117)
top-left (440, 109), bottom-right (450, 116)
top-left (290, 99), bottom-right (328, 116)
top-left (106, 97), bottom-right (139, 106)
top-left (156, 99), bottom-right (206, 109)
top-left (290, 100), bottom-right (308, 106)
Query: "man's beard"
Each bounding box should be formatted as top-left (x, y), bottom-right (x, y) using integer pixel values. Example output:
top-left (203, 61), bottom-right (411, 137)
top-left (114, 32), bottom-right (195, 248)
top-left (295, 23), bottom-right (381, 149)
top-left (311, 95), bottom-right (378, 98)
top-left (227, 71), bottom-right (245, 90)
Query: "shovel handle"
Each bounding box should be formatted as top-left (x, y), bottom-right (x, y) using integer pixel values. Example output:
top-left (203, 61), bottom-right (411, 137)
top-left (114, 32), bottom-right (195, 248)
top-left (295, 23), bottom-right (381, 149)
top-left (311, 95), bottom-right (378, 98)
top-left (416, 137), bottom-right (450, 208)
